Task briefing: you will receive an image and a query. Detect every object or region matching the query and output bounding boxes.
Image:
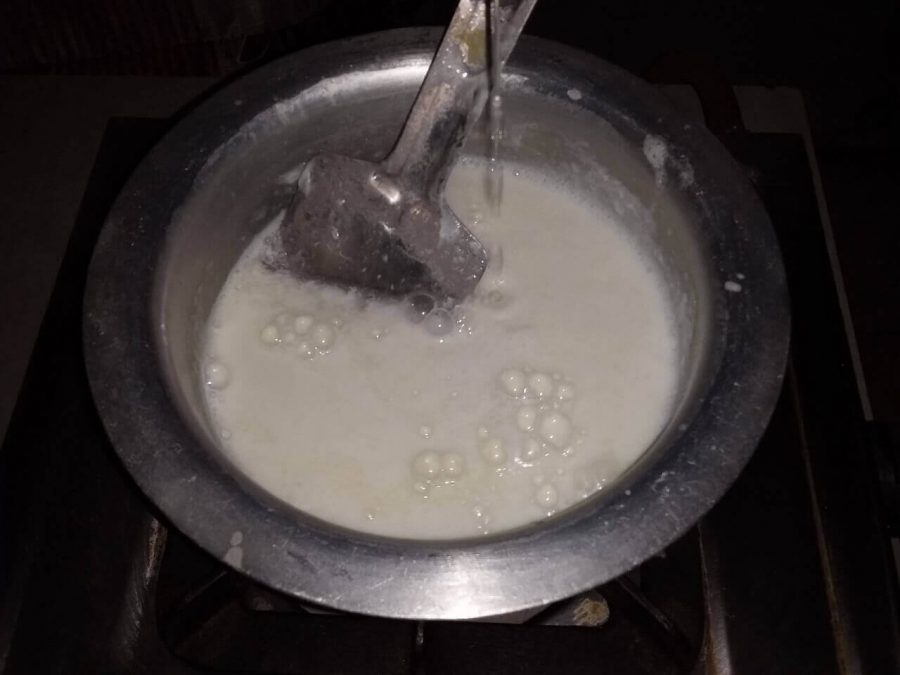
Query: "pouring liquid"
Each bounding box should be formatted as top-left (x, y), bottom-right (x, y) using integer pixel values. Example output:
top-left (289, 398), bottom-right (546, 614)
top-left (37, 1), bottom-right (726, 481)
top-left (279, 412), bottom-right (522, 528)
top-left (485, 0), bottom-right (504, 212)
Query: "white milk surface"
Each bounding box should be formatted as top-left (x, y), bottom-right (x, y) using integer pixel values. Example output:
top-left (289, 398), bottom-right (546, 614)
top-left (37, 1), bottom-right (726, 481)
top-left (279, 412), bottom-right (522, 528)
top-left (202, 163), bottom-right (678, 539)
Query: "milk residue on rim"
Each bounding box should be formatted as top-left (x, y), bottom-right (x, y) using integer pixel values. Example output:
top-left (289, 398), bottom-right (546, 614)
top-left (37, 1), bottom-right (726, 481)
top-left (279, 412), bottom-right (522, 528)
top-left (200, 161), bottom-right (679, 539)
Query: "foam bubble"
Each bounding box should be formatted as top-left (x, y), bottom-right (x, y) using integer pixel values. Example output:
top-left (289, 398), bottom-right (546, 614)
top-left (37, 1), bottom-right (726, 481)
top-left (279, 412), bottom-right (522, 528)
top-left (516, 406), bottom-right (537, 431)
top-left (424, 308), bottom-right (454, 337)
top-left (528, 372), bottom-right (554, 399)
top-left (412, 451), bottom-right (441, 478)
top-left (555, 382), bottom-right (575, 401)
top-left (441, 453), bottom-right (465, 477)
top-left (260, 324), bottom-right (279, 345)
top-left (294, 315), bottom-right (314, 334)
top-left (479, 438), bottom-right (507, 466)
top-left (539, 412), bottom-right (572, 448)
top-left (499, 368), bottom-right (526, 397)
top-left (535, 483), bottom-right (558, 508)
top-left (205, 361), bottom-right (231, 389)
top-left (310, 323), bottom-right (335, 351)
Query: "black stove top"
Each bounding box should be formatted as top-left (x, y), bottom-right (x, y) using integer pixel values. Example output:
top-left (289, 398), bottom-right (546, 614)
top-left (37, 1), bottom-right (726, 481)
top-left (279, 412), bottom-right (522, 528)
top-left (1, 116), bottom-right (898, 674)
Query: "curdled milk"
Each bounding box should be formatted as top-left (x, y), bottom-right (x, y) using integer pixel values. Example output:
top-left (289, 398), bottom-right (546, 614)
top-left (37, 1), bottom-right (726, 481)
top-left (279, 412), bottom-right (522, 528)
top-left (201, 163), bottom-right (678, 539)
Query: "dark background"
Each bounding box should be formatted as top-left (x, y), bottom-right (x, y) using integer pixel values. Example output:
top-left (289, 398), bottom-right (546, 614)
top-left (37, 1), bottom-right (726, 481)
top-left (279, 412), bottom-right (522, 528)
top-left (1, 0), bottom-right (896, 139)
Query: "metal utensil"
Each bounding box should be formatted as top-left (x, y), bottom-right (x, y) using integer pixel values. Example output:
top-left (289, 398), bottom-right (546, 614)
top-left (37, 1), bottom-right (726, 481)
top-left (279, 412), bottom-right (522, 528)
top-left (278, 0), bottom-right (537, 301)
top-left (84, 30), bottom-right (789, 620)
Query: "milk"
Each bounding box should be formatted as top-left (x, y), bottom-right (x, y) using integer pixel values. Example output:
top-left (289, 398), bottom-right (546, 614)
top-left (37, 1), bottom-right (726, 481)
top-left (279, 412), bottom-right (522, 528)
top-left (201, 162), bottom-right (678, 539)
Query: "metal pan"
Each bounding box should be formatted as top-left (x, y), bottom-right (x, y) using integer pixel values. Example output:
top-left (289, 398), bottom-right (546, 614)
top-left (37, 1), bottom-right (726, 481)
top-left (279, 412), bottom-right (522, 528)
top-left (84, 28), bottom-right (789, 619)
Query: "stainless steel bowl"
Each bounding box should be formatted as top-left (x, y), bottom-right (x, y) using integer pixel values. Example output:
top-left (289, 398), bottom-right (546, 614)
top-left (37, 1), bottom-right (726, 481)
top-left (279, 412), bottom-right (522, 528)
top-left (84, 28), bottom-right (789, 619)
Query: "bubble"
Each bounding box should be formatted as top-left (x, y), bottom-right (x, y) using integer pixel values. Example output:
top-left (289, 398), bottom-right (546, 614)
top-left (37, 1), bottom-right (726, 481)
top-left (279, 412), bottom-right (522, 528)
top-left (418, 425), bottom-right (433, 439)
top-left (451, 305), bottom-right (468, 328)
top-left (539, 412), bottom-right (572, 448)
top-left (528, 372), bottom-right (554, 399)
top-left (480, 438), bottom-right (507, 466)
top-left (260, 324), bottom-right (279, 345)
top-left (412, 451), bottom-right (442, 478)
top-left (293, 315), bottom-right (314, 334)
top-left (482, 289), bottom-right (511, 308)
top-left (516, 406), bottom-right (537, 432)
top-left (424, 308), bottom-right (454, 337)
top-left (297, 341), bottom-right (315, 359)
top-left (441, 452), bottom-right (465, 477)
top-left (522, 437), bottom-right (542, 460)
top-left (406, 293), bottom-right (435, 324)
top-left (310, 323), bottom-right (335, 351)
top-left (555, 382), bottom-right (575, 402)
top-left (499, 368), bottom-right (526, 397)
top-left (205, 361), bottom-right (231, 389)
top-left (535, 483), bottom-right (558, 508)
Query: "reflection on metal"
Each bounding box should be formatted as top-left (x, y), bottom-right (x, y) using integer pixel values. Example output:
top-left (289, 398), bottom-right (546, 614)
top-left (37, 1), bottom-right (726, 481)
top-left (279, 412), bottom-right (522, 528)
top-left (536, 591), bottom-right (610, 627)
top-left (572, 597), bottom-right (610, 627)
top-left (699, 522), bottom-right (733, 675)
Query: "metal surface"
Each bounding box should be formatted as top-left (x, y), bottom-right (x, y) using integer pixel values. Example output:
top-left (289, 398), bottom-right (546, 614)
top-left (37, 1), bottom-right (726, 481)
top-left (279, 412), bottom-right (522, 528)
top-left (280, 0), bottom-right (536, 300)
top-left (83, 29), bottom-right (789, 619)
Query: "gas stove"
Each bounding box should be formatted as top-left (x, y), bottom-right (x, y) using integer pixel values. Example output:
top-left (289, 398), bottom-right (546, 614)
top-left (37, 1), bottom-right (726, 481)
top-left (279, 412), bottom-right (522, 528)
top-left (0, 109), bottom-right (897, 674)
